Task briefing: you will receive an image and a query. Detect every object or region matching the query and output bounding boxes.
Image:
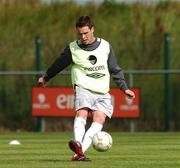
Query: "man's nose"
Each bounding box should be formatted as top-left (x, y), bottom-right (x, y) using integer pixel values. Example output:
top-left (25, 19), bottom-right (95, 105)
top-left (82, 34), bottom-right (86, 39)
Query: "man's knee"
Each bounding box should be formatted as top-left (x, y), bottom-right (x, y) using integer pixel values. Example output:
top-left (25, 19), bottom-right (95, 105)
top-left (93, 111), bottom-right (106, 124)
top-left (76, 108), bottom-right (89, 119)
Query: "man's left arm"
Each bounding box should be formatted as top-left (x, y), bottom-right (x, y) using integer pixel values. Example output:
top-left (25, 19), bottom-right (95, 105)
top-left (107, 45), bottom-right (135, 98)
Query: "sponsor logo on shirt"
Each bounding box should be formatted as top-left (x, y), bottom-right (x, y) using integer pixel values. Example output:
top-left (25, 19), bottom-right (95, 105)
top-left (84, 55), bottom-right (106, 79)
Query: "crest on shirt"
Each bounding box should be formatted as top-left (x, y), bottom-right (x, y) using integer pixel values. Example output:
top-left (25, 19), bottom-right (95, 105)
top-left (88, 55), bottom-right (97, 65)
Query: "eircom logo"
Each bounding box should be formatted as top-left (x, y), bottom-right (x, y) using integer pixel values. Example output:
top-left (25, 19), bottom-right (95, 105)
top-left (119, 96), bottom-right (138, 111)
top-left (32, 93), bottom-right (50, 109)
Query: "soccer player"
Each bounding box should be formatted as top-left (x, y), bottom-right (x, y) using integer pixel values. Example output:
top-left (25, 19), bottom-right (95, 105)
top-left (38, 15), bottom-right (135, 161)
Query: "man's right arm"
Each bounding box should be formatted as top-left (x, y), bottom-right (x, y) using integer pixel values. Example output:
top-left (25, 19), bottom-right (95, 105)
top-left (38, 45), bottom-right (72, 86)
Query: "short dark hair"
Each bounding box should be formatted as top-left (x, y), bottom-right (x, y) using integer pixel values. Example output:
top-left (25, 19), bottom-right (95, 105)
top-left (75, 16), bottom-right (94, 29)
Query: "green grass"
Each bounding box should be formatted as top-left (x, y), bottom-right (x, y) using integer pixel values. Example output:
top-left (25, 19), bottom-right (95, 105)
top-left (0, 132), bottom-right (180, 168)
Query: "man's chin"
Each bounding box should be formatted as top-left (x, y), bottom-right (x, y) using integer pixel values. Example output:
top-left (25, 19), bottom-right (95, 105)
top-left (82, 41), bottom-right (88, 45)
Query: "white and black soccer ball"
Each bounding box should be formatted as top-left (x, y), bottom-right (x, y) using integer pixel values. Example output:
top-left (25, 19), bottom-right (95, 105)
top-left (92, 131), bottom-right (112, 152)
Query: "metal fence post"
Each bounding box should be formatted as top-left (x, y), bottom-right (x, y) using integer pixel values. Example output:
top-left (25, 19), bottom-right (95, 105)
top-left (129, 72), bottom-right (135, 132)
top-left (35, 34), bottom-right (45, 132)
top-left (163, 32), bottom-right (171, 131)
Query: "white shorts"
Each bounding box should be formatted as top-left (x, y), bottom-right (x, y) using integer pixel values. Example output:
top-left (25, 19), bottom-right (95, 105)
top-left (74, 86), bottom-right (113, 118)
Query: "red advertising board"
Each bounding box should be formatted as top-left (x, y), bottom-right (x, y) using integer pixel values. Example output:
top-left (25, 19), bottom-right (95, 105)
top-left (32, 87), bottom-right (140, 118)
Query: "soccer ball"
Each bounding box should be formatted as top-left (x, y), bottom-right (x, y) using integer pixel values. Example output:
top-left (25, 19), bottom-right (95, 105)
top-left (92, 131), bottom-right (112, 152)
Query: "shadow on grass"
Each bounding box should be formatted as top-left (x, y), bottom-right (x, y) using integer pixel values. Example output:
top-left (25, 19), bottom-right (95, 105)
top-left (38, 159), bottom-right (70, 162)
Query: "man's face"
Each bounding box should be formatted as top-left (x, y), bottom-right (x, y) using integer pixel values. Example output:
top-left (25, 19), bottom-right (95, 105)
top-left (76, 26), bottom-right (95, 45)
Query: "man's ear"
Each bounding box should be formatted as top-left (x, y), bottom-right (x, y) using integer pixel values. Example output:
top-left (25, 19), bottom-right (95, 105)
top-left (91, 26), bottom-right (94, 33)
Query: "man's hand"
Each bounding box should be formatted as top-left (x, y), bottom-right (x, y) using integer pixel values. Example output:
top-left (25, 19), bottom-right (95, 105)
top-left (38, 77), bottom-right (46, 87)
top-left (124, 89), bottom-right (135, 99)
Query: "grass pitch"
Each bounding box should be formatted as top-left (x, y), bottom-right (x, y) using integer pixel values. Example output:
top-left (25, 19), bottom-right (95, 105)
top-left (0, 132), bottom-right (180, 168)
